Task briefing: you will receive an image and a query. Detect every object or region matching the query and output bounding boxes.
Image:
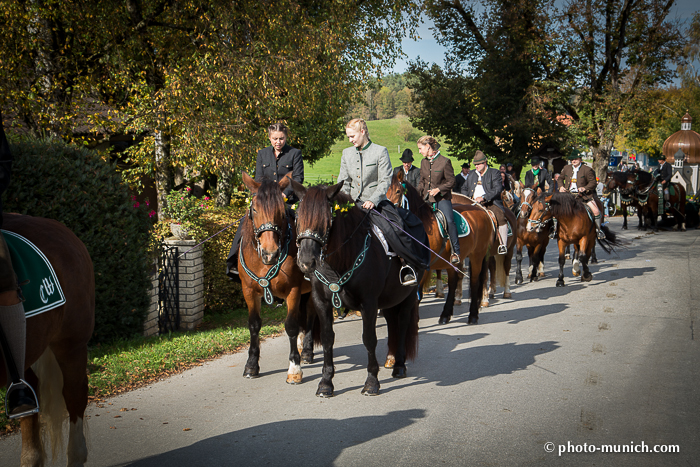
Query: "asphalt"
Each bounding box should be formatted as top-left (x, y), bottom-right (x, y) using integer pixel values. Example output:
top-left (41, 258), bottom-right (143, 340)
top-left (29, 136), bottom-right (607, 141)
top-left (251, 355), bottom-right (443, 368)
top-left (1, 216), bottom-right (699, 467)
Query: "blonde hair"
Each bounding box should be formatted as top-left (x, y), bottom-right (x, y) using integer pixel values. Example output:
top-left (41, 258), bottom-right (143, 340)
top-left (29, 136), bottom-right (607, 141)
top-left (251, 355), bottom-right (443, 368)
top-left (417, 135), bottom-right (440, 151)
top-left (346, 118), bottom-right (369, 137)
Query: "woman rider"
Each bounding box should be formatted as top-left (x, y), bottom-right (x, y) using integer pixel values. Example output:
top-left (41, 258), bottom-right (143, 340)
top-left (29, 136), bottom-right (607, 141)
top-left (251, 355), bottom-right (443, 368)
top-left (226, 122), bottom-right (304, 279)
top-left (338, 118), bottom-right (428, 285)
top-left (0, 111), bottom-right (40, 418)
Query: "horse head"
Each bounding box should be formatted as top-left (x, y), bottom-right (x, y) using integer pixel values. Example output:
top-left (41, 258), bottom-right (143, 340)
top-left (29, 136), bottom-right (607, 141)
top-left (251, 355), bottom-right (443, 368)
top-left (519, 188), bottom-right (537, 218)
top-left (526, 194), bottom-right (553, 233)
top-left (242, 172), bottom-right (288, 265)
top-left (386, 171), bottom-right (407, 208)
top-left (292, 180), bottom-right (344, 274)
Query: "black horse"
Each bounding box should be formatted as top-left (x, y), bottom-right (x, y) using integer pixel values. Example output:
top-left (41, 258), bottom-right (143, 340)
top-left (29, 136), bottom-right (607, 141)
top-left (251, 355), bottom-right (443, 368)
top-left (291, 180), bottom-right (421, 397)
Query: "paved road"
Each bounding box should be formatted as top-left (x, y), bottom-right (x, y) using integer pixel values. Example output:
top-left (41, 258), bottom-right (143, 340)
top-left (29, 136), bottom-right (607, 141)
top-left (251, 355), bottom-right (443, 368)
top-left (2, 217), bottom-right (699, 466)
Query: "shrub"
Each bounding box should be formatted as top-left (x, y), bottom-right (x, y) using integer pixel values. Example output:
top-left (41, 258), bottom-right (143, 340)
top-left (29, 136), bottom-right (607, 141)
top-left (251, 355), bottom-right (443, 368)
top-left (4, 137), bottom-right (152, 344)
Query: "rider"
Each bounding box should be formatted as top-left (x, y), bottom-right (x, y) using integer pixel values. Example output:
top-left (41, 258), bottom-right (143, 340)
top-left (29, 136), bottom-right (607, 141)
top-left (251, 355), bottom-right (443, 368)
top-left (559, 149), bottom-right (605, 239)
top-left (653, 153), bottom-right (672, 208)
top-left (392, 148), bottom-right (420, 188)
top-left (461, 150), bottom-right (509, 254)
top-left (226, 122), bottom-right (304, 280)
top-left (416, 136), bottom-right (460, 264)
top-left (524, 156), bottom-right (553, 194)
top-left (0, 111), bottom-right (40, 418)
top-left (338, 118), bottom-right (428, 285)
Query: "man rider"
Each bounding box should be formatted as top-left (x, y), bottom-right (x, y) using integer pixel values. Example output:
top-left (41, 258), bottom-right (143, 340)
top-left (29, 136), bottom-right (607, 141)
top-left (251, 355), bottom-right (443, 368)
top-left (559, 149), bottom-right (605, 239)
top-left (461, 150), bottom-right (509, 254)
top-left (524, 156), bottom-right (553, 194)
top-left (653, 154), bottom-right (672, 208)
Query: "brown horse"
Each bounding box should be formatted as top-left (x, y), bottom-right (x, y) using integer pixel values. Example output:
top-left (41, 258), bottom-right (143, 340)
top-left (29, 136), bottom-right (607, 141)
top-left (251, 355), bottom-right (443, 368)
top-left (527, 192), bottom-right (621, 286)
top-left (1, 214), bottom-right (94, 466)
top-left (603, 171), bottom-right (645, 230)
top-left (515, 187), bottom-right (550, 284)
top-left (630, 170), bottom-right (687, 231)
top-left (238, 173), bottom-right (314, 384)
top-left (386, 172), bottom-right (494, 325)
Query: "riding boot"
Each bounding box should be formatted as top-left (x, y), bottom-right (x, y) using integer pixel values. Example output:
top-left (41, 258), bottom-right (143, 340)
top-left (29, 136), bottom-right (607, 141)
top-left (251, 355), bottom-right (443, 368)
top-left (594, 214), bottom-right (605, 239)
top-left (0, 302), bottom-right (39, 419)
top-left (497, 225), bottom-right (508, 254)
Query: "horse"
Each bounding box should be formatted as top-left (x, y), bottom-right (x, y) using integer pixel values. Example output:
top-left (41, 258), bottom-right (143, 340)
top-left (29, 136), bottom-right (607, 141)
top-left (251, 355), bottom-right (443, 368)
top-left (526, 192), bottom-right (622, 286)
top-left (386, 172), bottom-right (493, 325)
top-left (631, 170), bottom-right (687, 232)
top-left (603, 171), bottom-right (645, 230)
top-left (515, 187), bottom-right (550, 284)
top-left (238, 173), bottom-right (315, 384)
top-left (291, 180), bottom-right (421, 397)
top-left (1, 213), bottom-right (94, 467)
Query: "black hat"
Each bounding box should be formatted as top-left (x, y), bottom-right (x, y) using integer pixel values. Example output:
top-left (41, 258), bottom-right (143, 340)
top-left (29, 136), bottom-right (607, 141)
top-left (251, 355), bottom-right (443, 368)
top-left (461, 162), bottom-right (470, 169)
top-left (657, 154), bottom-right (666, 161)
top-left (400, 149), bottom-right (414, 163)
top-left (531, 156), bottom-right (541, 165)
top-left (506, 162), bottom-right (513, 168)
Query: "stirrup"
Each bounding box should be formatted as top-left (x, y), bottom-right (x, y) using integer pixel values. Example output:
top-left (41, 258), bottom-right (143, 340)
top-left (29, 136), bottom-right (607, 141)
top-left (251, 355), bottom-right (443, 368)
top-left (497, 244), bottom-right (507, 255)
top-left (596, 229), bottom-right (606, 240)
top-left (399, 265), bottom-right (417, 286)
top-left (5, 380), bottom-right (40, 420)
top-left (450, 253), bottom-right (460, 264)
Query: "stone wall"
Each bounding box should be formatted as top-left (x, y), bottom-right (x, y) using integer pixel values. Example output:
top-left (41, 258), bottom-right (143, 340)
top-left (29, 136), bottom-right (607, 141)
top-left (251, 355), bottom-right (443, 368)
top-left (143, 238), bottom-right (205, 336)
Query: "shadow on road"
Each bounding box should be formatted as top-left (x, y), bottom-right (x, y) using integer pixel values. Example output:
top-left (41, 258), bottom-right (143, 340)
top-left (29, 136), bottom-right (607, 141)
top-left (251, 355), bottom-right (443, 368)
top-left (124, 409), bottom-right (426, 467)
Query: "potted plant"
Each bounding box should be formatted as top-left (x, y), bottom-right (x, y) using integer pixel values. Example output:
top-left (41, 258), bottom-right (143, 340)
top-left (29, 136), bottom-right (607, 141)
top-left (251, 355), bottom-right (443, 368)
top-left (163, 188), bottom-right (209, 239)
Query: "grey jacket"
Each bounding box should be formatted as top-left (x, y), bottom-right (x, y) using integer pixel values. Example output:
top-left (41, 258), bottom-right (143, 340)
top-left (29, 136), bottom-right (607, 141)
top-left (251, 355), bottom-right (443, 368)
top-left (462, 167), bottom-right (504, 206)
top-left (338, 142), bottom-right (392, 205)
top-left (393, 164), bottom-right (421, 188)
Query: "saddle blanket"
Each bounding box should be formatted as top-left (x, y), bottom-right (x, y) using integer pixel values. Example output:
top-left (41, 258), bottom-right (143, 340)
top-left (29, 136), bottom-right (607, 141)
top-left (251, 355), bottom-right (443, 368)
top-left (437, 210), bottom-right (471, 238)
top-left (2, 230), bottom-right (66, 318)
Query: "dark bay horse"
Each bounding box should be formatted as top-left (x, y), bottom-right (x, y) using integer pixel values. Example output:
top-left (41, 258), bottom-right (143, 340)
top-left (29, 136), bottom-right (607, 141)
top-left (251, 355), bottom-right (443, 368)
top-left (527, 193), bottom-right (621, 286)
top-left (515, 187), bottom-right (550, 284)
top-left (386, 173), bottom-right (493, 325)
top-left (292, 180), bottom-right (421, 397)
top-left (2, 214), bottom-right (94, 466)
top-left (238, 173), bottom-right (315, 384)
top-left (631, 170), bottom-right (687, 231)
top-left (603, 171), bottom-right (645, 230)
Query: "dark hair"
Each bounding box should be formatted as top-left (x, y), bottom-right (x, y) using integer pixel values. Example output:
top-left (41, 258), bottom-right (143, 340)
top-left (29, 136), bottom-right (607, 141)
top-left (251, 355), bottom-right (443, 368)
top-left (268, 122), bottom-right (289, 136)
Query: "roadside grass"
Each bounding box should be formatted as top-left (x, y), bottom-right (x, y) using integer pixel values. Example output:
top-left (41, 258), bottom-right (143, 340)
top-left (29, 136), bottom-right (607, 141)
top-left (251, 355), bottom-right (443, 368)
top-left (0, 303), bottom-right (288, 435)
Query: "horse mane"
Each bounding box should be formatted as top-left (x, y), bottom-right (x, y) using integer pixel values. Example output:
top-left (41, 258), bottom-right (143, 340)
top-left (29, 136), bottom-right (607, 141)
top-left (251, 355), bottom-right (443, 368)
top-left (242, 179), bottom-right (286, 242)
top-left (612, 171), bottom-right (629, 185)
top-left (391, 174), bottom-right (433, 225)
top-left (538, 191), bottom-right (587, 218)
top-left (296, 185), bottom-right (372, 272)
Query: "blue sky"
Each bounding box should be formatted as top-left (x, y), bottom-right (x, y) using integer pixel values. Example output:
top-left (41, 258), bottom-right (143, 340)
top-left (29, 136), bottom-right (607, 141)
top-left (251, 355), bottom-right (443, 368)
top-left (392, 1), bottom-right (700, 81)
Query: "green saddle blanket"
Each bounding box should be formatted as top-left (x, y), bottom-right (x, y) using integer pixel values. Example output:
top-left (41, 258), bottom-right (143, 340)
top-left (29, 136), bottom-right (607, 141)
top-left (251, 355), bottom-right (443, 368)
top-left (2, 230), bottom-right (66, 318)
top-left (437, 210), bottom-right (471, 238)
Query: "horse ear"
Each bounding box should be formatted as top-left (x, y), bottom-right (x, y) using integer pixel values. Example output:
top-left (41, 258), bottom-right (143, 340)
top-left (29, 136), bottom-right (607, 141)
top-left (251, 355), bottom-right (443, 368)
top-left (242, 172), bottom-right (260, 194)
top-left (537, 188), bottom-right (542, 196)
top-left (326, 181), bottom-right (344, 201)
top-left (279, 172), bottom-right (292, 191)
top-left (290, 178), bottom-right (306, 200)
top-left (396, 170), bottom-right (405, 183)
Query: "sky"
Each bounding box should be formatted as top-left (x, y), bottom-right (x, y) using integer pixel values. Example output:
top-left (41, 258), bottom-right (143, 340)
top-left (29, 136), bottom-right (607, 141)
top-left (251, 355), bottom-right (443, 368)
top-left (391, 1), bottom-right (700, 81)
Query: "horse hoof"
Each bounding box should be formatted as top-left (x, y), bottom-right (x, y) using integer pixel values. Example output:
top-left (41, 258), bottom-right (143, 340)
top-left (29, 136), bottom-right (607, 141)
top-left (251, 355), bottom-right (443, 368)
top-left (300, 352), bottom-right (314, 365)
top-left (286, 373), bottom-right (303, 384)
top-left (556, 280), bottom-right (565, 287)
top-left (481, 301), bottom-right (489, 307)
top-left (316, 386), bottom-right (334, 398)
top-left (503, 293), bottom-right (512, 299)
top-left (392, 366), bottom-right (407, 378)
top-left (438, 315), bottom-right (451, 325)
top-left (454, 299), bottom-right (462, 306)
top-left (538, 272), bottom-right (545, 277)
top-left (384, 355), bottom-right (395, 369)
top-left (515, 277), bottom-right (523, 285)
top-left (565, 254), bottom-right (570, 260)
top-left (243, 367), bottom-right (260, 378)
top-left (572, 271), bottom-right (580, 277)
top-left (533, 275), bottom-right (540, 282)
top-left (582, 274), bottom-right (592, 282)
top-left (467, 315), bottom-right (479, 325)
top-left (361, 385), bottom-right (380, 396)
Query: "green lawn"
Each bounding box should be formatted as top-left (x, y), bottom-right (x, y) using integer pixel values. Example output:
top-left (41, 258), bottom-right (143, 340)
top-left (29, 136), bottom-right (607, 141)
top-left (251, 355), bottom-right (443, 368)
top-left (304, 117), bottom-right (465, 184)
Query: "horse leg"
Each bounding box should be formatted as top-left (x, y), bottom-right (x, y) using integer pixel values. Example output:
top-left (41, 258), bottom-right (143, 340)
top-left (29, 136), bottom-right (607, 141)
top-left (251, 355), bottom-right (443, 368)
top-left (438, 267), bottom-right (459, 324)
top-left (360, 302), bottom-right (380, 396)
top-left (243, 296), bottom-right (262, 378)
top-left (556, 240), bottom-right (566, 287)
top-left (383, 305), bottom-right (397, 369)
top-left (315, 299), bottom-right (335, 398)
top-left (580, 239), bottom-right (593, 282)
top-left (590, 244), bottom-right (598, 264)
top-left (49, 344), bottom-right (89, 467)
top-left (622, 206), bottom-right (628, 230)
top-left (565, 244), bottom-right (571, 260)
top-left (488, 257), bottom-right (496, 300)
top-left (572, 245), bottom-right (580, 277)
top-left (468, 255), bottom-right (489, 324)
top-left (385, 304), bottom-right (409, 378)
top-left (515, 242), bottom-right (524, 284)
top-left (531, 245), bottom-right (541, 282)
top-left (435, 270), bottom-right (445, 298)
top-left (284, 289), bottom-right (303, 384)
top-left (300, 297), bottom-right (316, 364)
top-left (19, 369), bottom-right (44, 467)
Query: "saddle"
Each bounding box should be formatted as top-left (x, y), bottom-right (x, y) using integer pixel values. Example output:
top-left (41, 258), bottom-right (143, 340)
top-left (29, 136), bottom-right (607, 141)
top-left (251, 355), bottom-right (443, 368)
top-left (434, 209), bottom-right (471, 239)
top-left (1, 230), bottom-right (65, 318)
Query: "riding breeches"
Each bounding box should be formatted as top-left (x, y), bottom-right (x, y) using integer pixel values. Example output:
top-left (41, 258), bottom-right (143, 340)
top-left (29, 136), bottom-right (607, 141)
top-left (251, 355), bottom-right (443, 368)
top-left (436, 199), bottom-right (460, 255)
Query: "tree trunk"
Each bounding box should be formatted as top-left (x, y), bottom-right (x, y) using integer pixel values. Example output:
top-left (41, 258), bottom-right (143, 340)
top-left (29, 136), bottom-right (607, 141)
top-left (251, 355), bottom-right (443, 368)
top-left (216, 168), bottom-right (234, 207)
top-left (591, 143), bottom-right (613, 182)
top-left (155, 129), bottom-right (173, 221)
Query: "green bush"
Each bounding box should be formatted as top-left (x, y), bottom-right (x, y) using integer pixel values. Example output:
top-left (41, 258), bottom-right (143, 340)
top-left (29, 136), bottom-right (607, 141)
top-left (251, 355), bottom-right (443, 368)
top-left (4, 137), bottom-right (152, 344)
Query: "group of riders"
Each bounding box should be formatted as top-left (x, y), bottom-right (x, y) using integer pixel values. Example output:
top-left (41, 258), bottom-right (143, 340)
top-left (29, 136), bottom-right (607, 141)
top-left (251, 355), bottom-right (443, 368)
top-left (1, 113), bottom-right (677, 421)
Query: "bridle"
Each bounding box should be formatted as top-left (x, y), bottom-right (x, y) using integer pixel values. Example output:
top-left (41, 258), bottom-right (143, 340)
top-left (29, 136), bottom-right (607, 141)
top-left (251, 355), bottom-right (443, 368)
top-left (248, 195), bottom-right (287, 257)
top-left (296, 203), bottom-right (334, 262)
top-left (518, 188), bottom-right (534, 218)
top-left (527, 198), bottom-right (553, 233)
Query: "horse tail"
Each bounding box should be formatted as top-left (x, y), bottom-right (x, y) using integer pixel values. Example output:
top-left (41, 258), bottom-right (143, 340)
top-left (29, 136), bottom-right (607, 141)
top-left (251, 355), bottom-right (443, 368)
top-left (31, 347), bottom-right (68, 464)
top-left (470, 254), bottom-right (489, 308)
top-left (405, 295), bottom-right (420, 362)
top-left (495, 255), bottom-right (506, 288)
top-left (596, 225), bottom-right (623, 254)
